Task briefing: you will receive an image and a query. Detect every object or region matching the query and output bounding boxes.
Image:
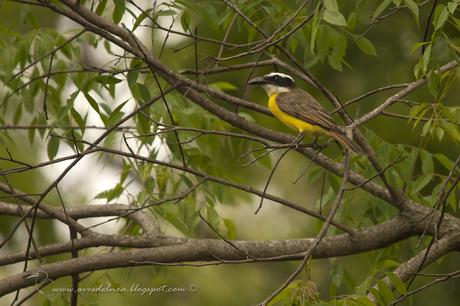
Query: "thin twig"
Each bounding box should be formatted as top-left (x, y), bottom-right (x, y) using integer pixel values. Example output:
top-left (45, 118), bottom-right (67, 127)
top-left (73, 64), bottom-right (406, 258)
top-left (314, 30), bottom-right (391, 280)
top-left (255, 148), bottom-right (291, 214)
top-left (259, 153), bottom-right (351, 305)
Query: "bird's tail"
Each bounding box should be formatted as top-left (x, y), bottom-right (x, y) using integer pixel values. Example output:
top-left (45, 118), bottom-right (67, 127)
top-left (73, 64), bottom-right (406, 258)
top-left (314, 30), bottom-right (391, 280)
top-left (327, 130), bottom-right (362, 154)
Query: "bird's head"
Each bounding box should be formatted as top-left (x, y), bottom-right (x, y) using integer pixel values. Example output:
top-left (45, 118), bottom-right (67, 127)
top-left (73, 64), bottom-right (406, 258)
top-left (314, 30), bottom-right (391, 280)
top-left (248, 72), bottom-right (295, 96)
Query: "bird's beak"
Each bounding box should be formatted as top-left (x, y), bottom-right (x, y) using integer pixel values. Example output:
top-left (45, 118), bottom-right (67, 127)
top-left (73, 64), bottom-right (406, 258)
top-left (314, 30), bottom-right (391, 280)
top-left (248, 77), bottom-right (268, 85)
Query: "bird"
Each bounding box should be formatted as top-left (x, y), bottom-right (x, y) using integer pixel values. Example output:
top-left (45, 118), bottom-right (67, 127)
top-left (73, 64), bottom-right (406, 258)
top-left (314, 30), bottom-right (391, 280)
top-left (248, 72), bottom-right (360, 154)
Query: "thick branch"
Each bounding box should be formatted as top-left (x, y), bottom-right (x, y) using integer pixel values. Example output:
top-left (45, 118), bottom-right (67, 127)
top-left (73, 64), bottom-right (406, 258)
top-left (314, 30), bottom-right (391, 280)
top-left (0, 202), bottom-right (160, 235)
top-left (0, 183), bottom-right (89, 235)
top-left (0, 216), bottom-right (418, 295)
top-left (368, 233), bottom-right (460, 303)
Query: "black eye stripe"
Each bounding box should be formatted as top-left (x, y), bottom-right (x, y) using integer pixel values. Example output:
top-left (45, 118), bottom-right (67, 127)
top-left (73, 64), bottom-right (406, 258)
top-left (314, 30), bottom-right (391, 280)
top-left (263, 74), bottom-right (294, 87)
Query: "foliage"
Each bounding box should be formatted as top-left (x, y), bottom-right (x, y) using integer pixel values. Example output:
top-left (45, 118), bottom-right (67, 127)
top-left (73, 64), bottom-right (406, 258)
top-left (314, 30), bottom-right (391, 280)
top-left (0, 0), bottom-right (459, 306)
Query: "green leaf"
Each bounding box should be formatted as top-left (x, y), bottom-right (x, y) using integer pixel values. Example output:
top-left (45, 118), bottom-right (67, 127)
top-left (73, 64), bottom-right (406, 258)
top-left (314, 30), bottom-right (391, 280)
top-left (134, 8), bottom-right (153, 30)
top-left (143, 176), bottom-right (155, 194)
top-left (323, 9), bottom-right (348, 27)
top-left (316, 25), bottom-right (331, 61)
top-left (385, 272), bottom-right (407, 295)
top-left (448, 1), bottom-right (459, 14)
top-left (13, 103), bottom-right (22, 125)
top-left (433, 4), bottom-right (449, 30)
top-left (404, 0), bottom-right (419, 22)
top-left (206, 204), bottom-right (220, 230)
top-left (119, 162), bottom-right (131, 184)
top-left (310, 6), bottom-right (321, 53)
top-left (113, 0), bottom-right (126, 24)
top-left (136, 112), bottom-right (150, 134)
top-left (409, 103), bottom-right (427, 117)
top-left (440, 106), bottom-right (457, 122)
top-left (180, 11), bottom-right (190, 32)
top-left (411, 174), bottom-right (432, 194)
top-left (156, 9), bottom-right (177, 17)
top-left (422, 119), bottom-right (432, 136)
top-left (421, 44), bottom-right (432, 74)
top-left (223, 218), bottom-right (236, 239)
top-left (376, 280), bottom-right (394, 304)
top-left (28, 119), bottom-right (36, 145)
top-left (439, 71), bottom-right (458, 102)
top-left (324, 0), bottom-right (339, 11)
top-left (65, 89), bottom-right (79, 107)
top-left (427, 71), bottom-right (440, 98)
top-left (420, 150), bottom-right (434, 174)
top-left (269, 280), bottom-right (304, 305)
top-left (354, 296), bottom-right (377, 306)
top-left (127, 71), bottom-right (139, 85)
top-left (47, 136), bottom-right (60, 160)
top-left (328, 34), bottom-right (347, 71)
top-left (447, 188), bottom-right (458, 211)
top-left (373, 0), bottom-right (392, 20)
top-left (71, 108), bottom-right (85, 131)
top-left (434, 153), bottom-right (454, 169)
top-left (413, 109), bottom-right (429, 128)
top-left (441, 121), bottom-right (460, 142)
top-left (106, 109), bottom-right (125, 127)
top-left (353, 36), bottom-right (377, 56)
top-left (112, 100), bottom-right (129, 115)
top-left (413, 60), bottom-right (423, 79)
top-left (379, 259), bottom-right (401, 269)
top-left (96, 0), bottom-right (108, 16)
top-left (209, 81), bottom-right (238, 91)
top-left (100, 103), bottom-right (113, 116)
top-left (348, 12), bottom-right (357, 29)
top-left (138, 83), bottom-right (152, 101)
top-left (435, 126), bottom-right (445, 141)
top-left (95, 183), bottom-right (124, 202)
top-left (83, 92), bottom-right (100, 113)
top-left (368, 288), bottom-right (383, 305)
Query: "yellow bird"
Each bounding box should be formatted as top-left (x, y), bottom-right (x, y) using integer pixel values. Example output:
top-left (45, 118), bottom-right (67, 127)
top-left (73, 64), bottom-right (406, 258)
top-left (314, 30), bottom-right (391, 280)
top-left (248, 72), bottom-right (360, 153)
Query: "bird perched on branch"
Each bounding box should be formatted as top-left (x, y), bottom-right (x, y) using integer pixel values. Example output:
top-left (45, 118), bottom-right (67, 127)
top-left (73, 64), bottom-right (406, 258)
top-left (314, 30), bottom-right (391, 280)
top-left (248, 72), bottom-right (360, 154)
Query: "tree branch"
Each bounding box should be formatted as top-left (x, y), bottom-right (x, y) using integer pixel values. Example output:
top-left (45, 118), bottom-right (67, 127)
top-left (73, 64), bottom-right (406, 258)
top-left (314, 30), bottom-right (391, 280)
top-left (0, 216), bottom-right (419, 296)
top-left (350, 61), bottom-right (458, 129)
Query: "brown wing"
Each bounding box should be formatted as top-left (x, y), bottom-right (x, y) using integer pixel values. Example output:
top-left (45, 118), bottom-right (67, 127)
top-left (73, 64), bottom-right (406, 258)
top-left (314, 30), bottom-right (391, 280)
top-left (276, 89), bottom-right (340, 132)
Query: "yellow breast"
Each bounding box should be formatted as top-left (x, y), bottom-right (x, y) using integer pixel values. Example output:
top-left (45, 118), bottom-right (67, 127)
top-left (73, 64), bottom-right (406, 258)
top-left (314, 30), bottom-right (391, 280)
top-left (268, 93), bottom-right (325, 135)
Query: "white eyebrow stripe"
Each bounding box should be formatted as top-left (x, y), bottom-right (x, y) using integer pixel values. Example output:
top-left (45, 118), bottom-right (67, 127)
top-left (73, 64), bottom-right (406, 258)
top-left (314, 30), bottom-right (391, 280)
top-left (265, 72), bottom-right (294, 82)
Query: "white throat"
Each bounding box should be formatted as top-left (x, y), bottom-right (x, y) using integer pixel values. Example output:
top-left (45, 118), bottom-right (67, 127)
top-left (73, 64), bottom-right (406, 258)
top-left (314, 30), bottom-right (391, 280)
top-left (261, 84), bottom-right (291, 96)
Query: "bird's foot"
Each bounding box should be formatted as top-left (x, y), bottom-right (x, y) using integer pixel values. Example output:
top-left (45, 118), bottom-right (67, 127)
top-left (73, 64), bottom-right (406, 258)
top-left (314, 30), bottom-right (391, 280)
top-left (290, 133), bottom-right (304, 150)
